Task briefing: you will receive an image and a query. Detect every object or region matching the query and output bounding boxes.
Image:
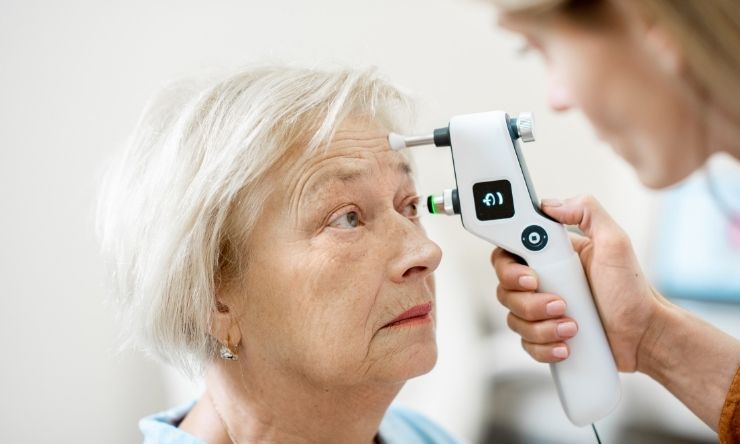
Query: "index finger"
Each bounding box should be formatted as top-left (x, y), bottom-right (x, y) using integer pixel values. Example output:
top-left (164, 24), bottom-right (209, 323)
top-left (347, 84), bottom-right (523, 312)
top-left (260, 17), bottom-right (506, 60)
top-left (491, 247), bottom-right (538, 291)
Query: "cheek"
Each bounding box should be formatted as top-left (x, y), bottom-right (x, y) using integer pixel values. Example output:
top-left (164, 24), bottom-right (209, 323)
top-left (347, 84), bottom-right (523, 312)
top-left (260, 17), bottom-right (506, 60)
top-left (547, 35), bottom-right (636, 134)
top-left (305, 246), bottom-right (380, 337)
top-left (562, 55), bottom-right (626, 133)
top-left (581, 52), bottom-right (705, 186)
top-left (270, 233), bottom-right (387, 378)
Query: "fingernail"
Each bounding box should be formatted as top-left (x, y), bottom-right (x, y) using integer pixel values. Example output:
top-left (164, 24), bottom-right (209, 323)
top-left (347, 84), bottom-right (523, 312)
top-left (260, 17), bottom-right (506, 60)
top-left (541, 198), bottom-right (563, 207)
top-left (518, 275), bottom-right (537, 290)
top-left (553, 346), bottom-right (569, 359)
top-left (557, 322), bottom-right (578, 338)
top-left (545, 300), bottom-right (566, 316)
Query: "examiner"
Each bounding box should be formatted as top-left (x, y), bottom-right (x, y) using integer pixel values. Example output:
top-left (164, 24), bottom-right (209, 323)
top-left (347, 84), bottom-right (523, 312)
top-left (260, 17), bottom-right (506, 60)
top-left (488, 1), bottom-right (740, 442)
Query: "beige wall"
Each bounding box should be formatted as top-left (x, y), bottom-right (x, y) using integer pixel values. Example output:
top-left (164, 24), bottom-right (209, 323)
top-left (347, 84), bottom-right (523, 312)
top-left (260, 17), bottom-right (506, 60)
top-left (0, 0), bottom-right (663, 442)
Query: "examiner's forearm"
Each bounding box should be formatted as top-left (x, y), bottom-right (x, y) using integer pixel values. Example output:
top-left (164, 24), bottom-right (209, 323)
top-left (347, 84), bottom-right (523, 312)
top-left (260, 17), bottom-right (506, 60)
top-left (637, 294), bottom-right (740, 431)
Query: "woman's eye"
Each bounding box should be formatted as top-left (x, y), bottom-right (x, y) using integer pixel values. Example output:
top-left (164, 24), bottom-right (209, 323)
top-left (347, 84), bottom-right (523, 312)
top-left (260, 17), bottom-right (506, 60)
top-left (402, 199), bottom-right (419, 218)
top-left (329, 210), bottom-right (360, 229)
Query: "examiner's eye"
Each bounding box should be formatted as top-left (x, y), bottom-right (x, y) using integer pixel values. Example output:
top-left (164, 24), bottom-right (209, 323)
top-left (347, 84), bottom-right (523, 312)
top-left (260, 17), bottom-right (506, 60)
top-left (517, 42), bottom-right (533, 56)
top-left (329, 210), bottom-right (360, 229)
top-left (516, 36), bottom-right (541, 58)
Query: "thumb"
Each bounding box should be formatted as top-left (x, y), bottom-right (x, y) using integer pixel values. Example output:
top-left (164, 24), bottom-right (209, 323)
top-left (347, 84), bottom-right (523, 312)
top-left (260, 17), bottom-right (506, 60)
top-left (540, 195), bottom-right (622, 240)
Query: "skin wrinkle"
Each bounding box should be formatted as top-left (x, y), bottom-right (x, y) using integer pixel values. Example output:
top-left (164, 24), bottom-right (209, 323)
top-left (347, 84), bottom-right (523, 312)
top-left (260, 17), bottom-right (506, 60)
top-left (283, 125), bottom-right (425, 365)
top-left (286, 151), bottom-right (412, 232)
top-left (360, 201), bottom-right (433, 370)
top-left (306, 134), bottom-right (422, 352)
top-left (282, 129), bottom-right (389, 206)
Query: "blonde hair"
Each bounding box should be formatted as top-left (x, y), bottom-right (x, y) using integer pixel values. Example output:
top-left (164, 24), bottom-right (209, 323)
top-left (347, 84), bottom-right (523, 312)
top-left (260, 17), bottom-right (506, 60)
top-left (492, 0), bottom-right (740, 118)
top-left (96, 66), bottom-right (413, 376)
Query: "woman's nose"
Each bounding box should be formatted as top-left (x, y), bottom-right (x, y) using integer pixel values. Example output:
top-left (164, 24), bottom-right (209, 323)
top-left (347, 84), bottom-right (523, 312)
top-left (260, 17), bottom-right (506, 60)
top-left (548, 75), bottom-right (574, 112)
top-left (388, 219), bottom-right (443, 284)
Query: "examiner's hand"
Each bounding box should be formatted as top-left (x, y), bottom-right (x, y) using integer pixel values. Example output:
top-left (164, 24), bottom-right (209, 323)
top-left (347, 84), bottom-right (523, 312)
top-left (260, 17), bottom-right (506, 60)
top-left (492, 195), bottom-right (669, 372)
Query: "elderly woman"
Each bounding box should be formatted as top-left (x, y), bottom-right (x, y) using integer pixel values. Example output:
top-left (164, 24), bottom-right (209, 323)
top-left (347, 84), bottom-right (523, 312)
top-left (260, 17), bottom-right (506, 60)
top-left (97, 67), bottom-right (461, 443)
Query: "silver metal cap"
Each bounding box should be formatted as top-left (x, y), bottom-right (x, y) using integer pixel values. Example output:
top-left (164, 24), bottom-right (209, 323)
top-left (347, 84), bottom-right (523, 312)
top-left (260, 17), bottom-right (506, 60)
top-left (516, 112), bottom-right (535, 143)
top-left (427, 189), bottom-right (457, 216)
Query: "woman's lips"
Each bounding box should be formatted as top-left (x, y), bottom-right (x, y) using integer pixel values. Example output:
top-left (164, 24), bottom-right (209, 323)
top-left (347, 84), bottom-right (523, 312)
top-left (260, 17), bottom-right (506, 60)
top-left (382, 302), bottom-right (433, 328)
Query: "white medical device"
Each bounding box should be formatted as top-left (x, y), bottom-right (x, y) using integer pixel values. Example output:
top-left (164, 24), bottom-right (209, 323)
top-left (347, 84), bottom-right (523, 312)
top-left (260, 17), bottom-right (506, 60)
top-left (389, 111), bottom-right (621, 427)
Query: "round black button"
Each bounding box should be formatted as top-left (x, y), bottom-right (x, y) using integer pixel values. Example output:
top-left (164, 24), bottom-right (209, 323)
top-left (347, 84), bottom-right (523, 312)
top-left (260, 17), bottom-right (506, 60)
top-left (522, 225), bottom-right (548, 251)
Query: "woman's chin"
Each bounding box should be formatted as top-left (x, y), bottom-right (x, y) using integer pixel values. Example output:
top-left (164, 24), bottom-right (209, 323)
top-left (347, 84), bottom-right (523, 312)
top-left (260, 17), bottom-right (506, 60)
top-left (407, 344), bottom-right (438, 378)
top-left (406, 340), bottom-right (439, 376)
top-left (372, 339), bottom-right (439, 384)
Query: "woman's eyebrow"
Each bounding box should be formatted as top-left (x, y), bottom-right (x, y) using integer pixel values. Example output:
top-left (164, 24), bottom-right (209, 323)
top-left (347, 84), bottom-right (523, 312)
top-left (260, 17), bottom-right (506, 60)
top-left (305, 168), bottom-right (366, 197)
top-left (305, 160), bottom-right (412, 196)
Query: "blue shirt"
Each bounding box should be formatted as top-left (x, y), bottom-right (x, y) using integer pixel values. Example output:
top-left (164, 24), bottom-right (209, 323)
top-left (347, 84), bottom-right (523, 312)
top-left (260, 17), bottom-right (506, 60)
top-left (140, 401), bottom-right (466, 444)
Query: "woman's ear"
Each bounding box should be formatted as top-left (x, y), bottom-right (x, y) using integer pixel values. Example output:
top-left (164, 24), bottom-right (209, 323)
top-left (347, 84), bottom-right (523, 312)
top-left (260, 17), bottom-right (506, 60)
top-left (210, 298), bottom-right (242, 349)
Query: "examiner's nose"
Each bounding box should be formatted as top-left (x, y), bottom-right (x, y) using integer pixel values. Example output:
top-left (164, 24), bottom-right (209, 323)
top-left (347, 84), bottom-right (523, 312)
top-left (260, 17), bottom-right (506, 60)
top-left (547, 73), bottom-right (574, 112)
top-left (388, 220), bottom-right (442, 284)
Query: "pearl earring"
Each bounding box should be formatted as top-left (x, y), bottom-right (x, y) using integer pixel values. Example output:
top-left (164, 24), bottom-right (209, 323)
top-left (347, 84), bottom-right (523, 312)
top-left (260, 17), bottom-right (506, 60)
top-left (219, 343), bottom-right (239, 361)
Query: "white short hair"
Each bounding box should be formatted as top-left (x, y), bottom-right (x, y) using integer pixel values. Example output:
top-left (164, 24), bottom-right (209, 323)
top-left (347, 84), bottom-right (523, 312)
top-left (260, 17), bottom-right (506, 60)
top-left (96, 65), bottom-right (414, 376)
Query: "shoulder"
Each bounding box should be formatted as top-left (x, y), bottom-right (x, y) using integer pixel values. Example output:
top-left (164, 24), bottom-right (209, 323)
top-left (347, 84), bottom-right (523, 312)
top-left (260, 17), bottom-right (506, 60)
top-left (139, 401), bottom-right (467, 444)
top-left (139, 401), bottom-right (205, 444)
top-left (379, 404), bottom-right (468, 444)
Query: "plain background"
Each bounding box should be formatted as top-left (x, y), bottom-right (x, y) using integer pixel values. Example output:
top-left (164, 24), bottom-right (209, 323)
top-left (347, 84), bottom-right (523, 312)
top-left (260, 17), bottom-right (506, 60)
top-left (0, 0), bottom-right (735, 442)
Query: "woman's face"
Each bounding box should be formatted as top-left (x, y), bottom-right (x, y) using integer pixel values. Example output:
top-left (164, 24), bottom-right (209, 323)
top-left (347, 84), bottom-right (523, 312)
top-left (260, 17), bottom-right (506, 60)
top-left (230, 116), bottom-right (442, 388)
top-left (501, 9), bottom-right (707, 188)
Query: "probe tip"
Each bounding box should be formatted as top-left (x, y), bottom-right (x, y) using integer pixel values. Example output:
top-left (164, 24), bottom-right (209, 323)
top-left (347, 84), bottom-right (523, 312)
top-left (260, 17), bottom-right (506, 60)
top-left (387, 132), bottom-right (407, 151)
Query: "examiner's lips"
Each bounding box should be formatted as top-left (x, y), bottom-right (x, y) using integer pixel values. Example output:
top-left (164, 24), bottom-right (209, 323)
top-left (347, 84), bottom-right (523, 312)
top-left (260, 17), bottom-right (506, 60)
top-left (382, 302), bottom-right (433, 328)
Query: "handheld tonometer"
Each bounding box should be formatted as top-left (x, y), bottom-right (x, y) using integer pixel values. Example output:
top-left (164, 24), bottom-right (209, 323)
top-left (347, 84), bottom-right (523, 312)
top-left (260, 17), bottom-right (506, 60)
top-left (389, 111), bottom-right (621, 427)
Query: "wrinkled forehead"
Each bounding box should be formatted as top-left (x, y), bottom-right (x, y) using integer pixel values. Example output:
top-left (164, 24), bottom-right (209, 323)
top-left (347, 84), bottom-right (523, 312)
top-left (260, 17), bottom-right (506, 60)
top-left (225, 116), bottom-right (414, 249)
top-left (279, 116), bottom-right (414, 194)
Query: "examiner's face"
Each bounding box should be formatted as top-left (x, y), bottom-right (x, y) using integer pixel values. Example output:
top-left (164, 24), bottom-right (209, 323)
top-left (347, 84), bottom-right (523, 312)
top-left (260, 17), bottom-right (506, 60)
top-left (500, 12), bottom-right (707, 188)
top-left (234, 116), bottom-right (442, 387)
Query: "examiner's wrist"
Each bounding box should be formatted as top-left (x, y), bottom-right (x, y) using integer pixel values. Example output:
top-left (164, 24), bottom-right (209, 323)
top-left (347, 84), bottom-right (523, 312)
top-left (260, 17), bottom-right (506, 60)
top-left (635, 288), bottom-right (680, 379)
top-left (632, 287), bottom-right (740, 430)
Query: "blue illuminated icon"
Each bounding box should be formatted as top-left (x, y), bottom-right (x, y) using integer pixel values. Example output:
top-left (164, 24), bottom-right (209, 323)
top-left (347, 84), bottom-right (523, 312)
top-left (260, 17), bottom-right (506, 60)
top-left (482, 192), bottom-right (504, 207)
top-left (482, 193), bottom-right (495, 206)
top-left (473, 180), bottom-right (514, 221)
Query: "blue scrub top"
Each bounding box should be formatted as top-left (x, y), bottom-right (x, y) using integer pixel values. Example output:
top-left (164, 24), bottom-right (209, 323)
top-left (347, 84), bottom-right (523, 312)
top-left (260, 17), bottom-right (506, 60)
top-left (140, 400), bottom-right (466, 444)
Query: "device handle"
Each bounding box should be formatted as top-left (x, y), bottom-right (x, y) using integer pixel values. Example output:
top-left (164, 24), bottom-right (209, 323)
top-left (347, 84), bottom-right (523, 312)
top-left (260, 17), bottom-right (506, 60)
top-left (533, 252), bottom-right (621, 426)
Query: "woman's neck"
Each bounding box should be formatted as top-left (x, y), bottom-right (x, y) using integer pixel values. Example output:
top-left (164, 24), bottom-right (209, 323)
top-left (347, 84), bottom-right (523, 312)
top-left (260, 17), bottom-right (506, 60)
top-left (181, 361), bottom-right (402, 444)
